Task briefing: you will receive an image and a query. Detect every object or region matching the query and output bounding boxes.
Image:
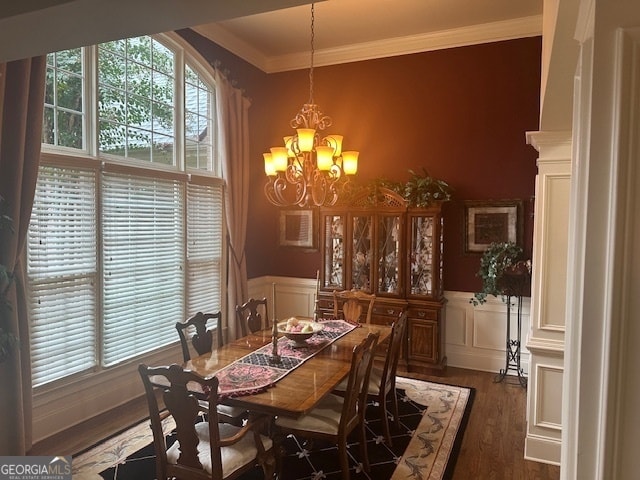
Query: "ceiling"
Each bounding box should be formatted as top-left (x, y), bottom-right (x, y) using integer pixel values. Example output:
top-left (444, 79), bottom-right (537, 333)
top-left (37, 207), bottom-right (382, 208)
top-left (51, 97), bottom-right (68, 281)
top-left (193, 0), bottom-right (544, 73)
top-left (0, 0), bottom-right (311, 63)
top-left (0, 0), bottom-right (542, 69)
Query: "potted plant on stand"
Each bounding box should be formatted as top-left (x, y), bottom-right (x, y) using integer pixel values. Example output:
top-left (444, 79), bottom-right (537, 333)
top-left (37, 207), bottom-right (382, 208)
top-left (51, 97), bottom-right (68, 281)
top-left (471, 241), bottom-right (531, 387)
top-left (470, 241), bottom-right (530, 305)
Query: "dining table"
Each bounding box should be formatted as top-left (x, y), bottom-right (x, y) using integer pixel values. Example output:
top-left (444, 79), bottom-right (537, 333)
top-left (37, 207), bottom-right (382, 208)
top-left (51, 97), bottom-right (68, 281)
top-left (184, 320), bottom-right (391, 419)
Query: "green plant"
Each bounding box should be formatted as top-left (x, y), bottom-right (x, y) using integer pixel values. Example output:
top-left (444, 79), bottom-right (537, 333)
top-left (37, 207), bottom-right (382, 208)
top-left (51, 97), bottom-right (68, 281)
top-left (0, 195), bottom-right (17, 363)
top-left (470, 241), bottom-right (524, 306)
top-left (366, 169), bottom-right (453, 207)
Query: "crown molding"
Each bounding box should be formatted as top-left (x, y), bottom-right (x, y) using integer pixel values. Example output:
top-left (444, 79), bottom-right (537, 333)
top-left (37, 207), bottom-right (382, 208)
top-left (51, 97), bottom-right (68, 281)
top-left (198, 14), bottom-right (542, 73)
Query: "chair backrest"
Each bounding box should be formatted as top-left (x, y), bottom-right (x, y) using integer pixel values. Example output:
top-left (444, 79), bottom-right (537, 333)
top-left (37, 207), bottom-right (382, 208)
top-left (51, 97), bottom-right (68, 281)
top-left (235, 298), bottom-right (269, 337)
top-left (378, 311), bottom-right (408, 397)
top-left (339, 332), bottom-right (379, 436)
top-left (138, 363), bottom-right (224, 479)
top-left (332, 289), bottom-right (376, 324)
top-left (175, 311), bottom-right (223, 363)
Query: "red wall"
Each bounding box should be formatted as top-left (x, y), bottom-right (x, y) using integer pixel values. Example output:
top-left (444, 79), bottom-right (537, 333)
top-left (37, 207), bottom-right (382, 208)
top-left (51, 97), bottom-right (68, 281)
top-left (183, 30), bottom-right (541, 293)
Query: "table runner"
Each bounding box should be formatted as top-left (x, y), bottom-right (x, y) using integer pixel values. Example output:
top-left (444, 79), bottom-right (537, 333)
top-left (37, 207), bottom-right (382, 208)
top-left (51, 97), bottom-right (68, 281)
top-left (214, 319), bottom-right (356, 398)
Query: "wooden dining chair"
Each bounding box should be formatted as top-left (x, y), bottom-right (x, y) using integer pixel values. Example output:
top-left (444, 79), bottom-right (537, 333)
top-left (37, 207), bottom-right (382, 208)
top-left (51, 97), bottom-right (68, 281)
top-left (235, 298), bottom-right (270, 337)
top-left (274, 332), bottom-right (380, 480)
top-left (175, 312), bottom-right (247, 426)
top-left (139, 363), bottom-right (276, 480)
top-left (175, 311), bottom-right (224, 363)
top-left (335, 310), bottom-right (408, 446)
top-left (332, 289), bottom-right (376, 324)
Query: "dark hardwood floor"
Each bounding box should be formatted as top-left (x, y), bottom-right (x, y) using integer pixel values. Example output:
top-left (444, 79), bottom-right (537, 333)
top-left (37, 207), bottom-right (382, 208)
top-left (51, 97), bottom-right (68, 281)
top-left (31, 366), bottom-right (560, 479)
top-left (402, 366), bottom-right (561, 480)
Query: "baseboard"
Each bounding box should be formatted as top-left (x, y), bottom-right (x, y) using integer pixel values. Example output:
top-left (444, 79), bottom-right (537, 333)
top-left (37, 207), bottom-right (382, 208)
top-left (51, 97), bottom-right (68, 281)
top-left (524, 434), bottom-right (562, 465)
top-left (446, 346), bottom-right (529, 375)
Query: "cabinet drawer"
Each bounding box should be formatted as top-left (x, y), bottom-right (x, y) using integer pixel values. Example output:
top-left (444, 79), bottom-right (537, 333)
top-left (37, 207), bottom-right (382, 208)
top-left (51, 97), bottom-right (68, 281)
top-left (372, 305), bottom-right (404, 317)
top-left (407, 307), bottom-right (437, 321)
top-left (317, 298), bottom-right (335, 311)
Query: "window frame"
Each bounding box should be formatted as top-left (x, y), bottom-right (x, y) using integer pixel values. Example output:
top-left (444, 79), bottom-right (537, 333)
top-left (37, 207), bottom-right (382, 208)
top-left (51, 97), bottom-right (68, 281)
top-left (30, 31), bottom-right (226, 404)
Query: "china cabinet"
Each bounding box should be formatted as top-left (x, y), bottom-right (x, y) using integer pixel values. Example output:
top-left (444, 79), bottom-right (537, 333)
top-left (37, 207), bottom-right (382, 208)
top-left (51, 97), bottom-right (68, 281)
top-left (317, 187), bottom-right (447, 373)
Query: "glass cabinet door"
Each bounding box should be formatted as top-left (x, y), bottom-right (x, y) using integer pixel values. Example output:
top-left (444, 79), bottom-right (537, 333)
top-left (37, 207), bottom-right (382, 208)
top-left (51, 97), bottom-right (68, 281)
top-left (322, 213), bottom-right (345, 290)
top-left (408, 214), bottom-right (434, 297)
top-left (377, 214), bottom-right (401, 294)
top-left (351, 214), bottom-right (373, 291)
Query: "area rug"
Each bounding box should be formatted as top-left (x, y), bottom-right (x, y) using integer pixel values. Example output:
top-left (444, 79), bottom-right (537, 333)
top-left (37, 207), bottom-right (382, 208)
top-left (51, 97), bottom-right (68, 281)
top-left (71, 377), bottom-right (473, 480)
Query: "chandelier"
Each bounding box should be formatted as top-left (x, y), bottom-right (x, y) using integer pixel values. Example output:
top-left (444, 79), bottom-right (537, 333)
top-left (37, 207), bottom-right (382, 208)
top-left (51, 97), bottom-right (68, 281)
top-left (263, 3), bottom-right (359, 208)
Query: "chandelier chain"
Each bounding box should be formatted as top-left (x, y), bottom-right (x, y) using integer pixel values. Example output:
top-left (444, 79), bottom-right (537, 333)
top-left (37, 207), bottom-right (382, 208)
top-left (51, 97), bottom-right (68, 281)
top-left (308, 3), bottom-right (315, 104)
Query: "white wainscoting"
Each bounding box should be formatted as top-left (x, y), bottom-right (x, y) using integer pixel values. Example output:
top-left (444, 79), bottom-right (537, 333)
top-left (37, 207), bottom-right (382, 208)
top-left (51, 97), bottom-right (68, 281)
top-left (444, 291), bottom-right (530, 374)
top-left (249, 277), bottom-right (530, 375)
top-left (32, 277), bottom-right (529, 447)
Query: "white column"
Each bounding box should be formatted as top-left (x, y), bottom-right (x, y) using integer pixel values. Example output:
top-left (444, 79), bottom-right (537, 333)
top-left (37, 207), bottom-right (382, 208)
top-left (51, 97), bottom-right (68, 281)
top-left (524, 130), bottom-right (572, 465)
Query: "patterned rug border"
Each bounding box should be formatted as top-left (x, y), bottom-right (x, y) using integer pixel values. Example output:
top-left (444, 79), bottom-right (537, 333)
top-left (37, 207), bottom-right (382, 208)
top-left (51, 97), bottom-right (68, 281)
top-left (392, 377), bottom-right (474, 480)
top-left (71, 376), bottom-right (474, 480)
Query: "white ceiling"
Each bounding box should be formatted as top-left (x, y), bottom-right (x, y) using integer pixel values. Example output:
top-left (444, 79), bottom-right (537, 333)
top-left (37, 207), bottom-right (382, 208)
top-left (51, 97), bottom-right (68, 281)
top-left (0, 0), bottom-right (311, 63)
top-left (0, 0), bottom-right (543, 69)
top-left (193, 0), bottom-right (544, 73)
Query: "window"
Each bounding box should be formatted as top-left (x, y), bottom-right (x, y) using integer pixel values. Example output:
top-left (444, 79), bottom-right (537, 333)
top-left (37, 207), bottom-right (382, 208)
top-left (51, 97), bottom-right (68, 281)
top-left (29, 34), bottom-right (224, 387)
top-left (43, 49), bottom-right (85, 149)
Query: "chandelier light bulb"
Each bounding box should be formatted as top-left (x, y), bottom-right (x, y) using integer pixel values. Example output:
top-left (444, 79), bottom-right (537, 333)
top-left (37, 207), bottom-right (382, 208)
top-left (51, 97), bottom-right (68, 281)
top-left (296, 128), bottom-right (316, 152)
top-left (342, 151), bottom-right (359, 175)
top-left (315, 145), bottom-right (335, 171)
top-left (270, 147), bottom-right (289, 172)
top-left (264, 152), bottom-right (276, 176)
top-left (325, 135), bottom-right (343, 157)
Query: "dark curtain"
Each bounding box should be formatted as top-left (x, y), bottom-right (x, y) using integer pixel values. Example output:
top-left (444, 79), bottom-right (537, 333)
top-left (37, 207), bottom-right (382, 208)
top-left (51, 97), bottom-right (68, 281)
top-left (0, 56), bottom-right (46, 454)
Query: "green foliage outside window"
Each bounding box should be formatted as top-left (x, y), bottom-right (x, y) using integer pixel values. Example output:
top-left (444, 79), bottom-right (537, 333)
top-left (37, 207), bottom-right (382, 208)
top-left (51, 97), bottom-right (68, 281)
top-left (43, 35), bottom-right (214, 170)
top-left (43, 49), bottom-right (83, 148)
top-left (98, 37), bottom-right (175, 163)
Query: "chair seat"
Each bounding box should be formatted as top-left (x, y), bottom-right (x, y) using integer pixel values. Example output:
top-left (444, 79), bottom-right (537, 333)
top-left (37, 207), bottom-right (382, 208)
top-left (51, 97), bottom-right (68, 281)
top-left (166, 422), bottom-right (273, 478)
top-left (275, 393), bottom-right (344, 435)
top-left (216, 404), bottom-right (248, 419)
top-left (335, 367), bottom-right (383, 396)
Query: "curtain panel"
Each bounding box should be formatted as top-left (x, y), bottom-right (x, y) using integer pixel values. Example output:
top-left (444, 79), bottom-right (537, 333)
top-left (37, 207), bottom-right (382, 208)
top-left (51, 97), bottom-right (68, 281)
top-left (215, 70), bottom-right (251, 341)
top-left (0, 56), bottom-right (46, 454)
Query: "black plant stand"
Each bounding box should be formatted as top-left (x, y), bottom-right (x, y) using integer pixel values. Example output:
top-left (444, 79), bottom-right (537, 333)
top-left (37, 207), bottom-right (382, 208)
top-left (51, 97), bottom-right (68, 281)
top-left (494, 293), bottom-right (527, 387)
top-left (494, 264), bottom-right (529, 388)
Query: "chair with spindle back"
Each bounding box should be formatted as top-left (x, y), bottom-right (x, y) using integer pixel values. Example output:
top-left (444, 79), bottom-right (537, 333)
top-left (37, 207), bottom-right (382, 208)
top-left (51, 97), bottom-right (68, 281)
top-left (274, 332), bottom-right (380, 480)
top-left (175, 311), bottom-right (224, 363)
top-left (138, 363), bottom-right (276, 480)
top-left (332, 289), bottom-right (376, 324)
top-left (175, 311), bottom-right (247, 426)
top-left (235, 298), bottom-right (270, 337)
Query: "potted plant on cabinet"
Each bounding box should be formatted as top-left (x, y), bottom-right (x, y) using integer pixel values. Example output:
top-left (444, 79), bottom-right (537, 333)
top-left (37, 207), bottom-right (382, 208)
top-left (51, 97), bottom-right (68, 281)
top-left (376, 168), bottom-right (453, 207)
top-left (471, 241), bottom-right (531, 306)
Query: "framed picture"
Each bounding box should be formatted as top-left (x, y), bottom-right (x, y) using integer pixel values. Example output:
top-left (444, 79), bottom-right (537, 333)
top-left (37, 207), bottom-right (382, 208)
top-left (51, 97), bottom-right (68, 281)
top-left (464, 200), bottom-right (523, 253)
top-left (279, 209), bottom-right (317, 249)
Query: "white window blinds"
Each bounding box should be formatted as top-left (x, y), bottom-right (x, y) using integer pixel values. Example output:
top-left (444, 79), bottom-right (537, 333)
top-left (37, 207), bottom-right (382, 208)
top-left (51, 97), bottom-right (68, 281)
top-left (101, 170), bottom-right (185, 366)
top-left (28, 165), bottom-right (98, 387)
top-left (186, 181), bottom-right (223, 315)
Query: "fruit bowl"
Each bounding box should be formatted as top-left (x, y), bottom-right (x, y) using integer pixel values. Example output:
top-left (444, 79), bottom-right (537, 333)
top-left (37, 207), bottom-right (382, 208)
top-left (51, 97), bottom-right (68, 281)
top-left (277, 318), bottom-right (324, 347)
